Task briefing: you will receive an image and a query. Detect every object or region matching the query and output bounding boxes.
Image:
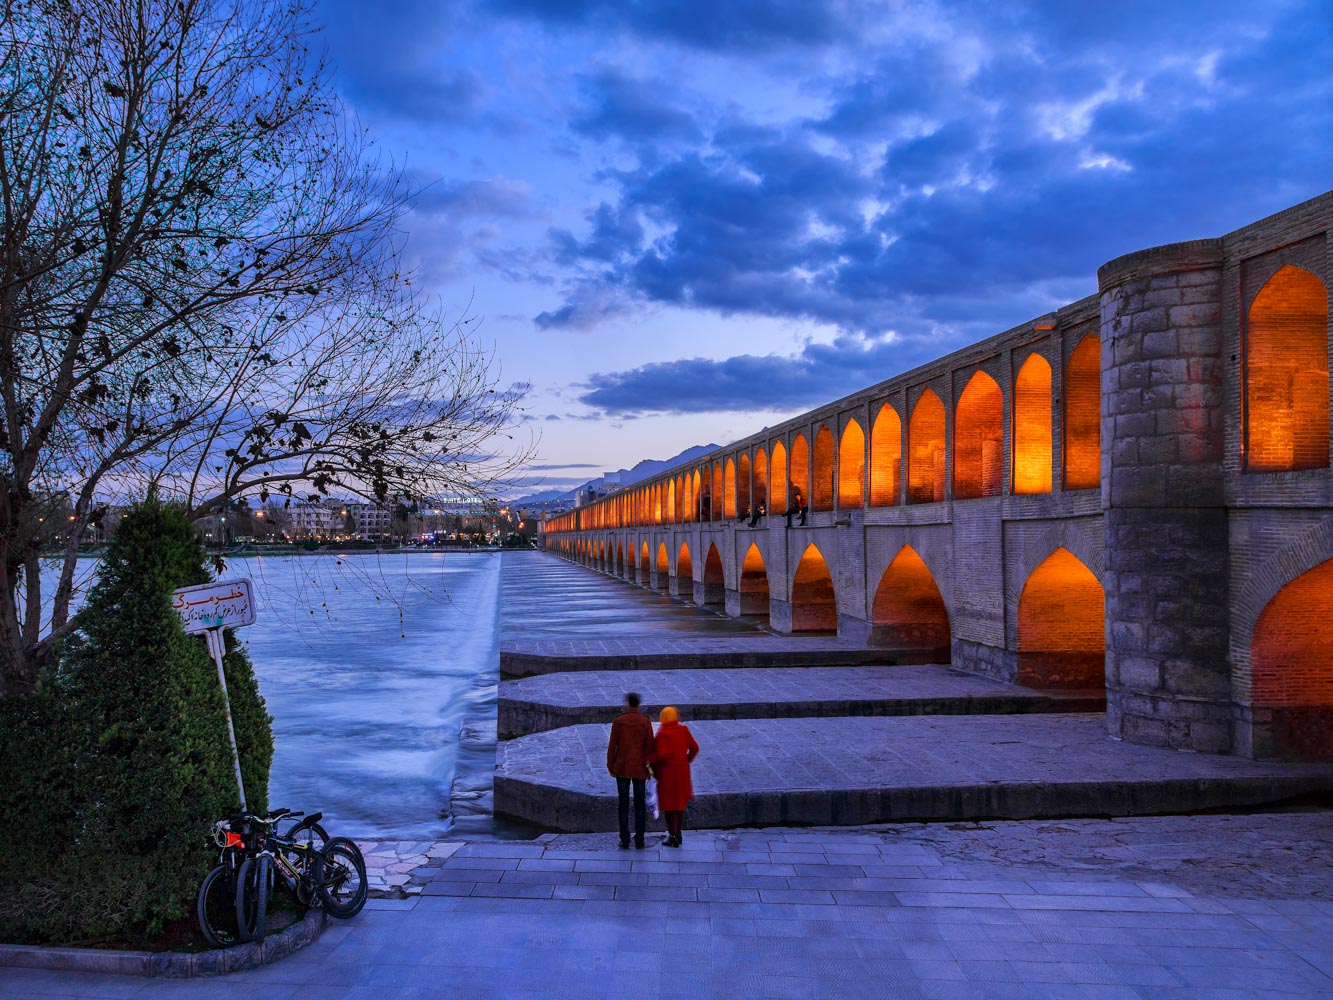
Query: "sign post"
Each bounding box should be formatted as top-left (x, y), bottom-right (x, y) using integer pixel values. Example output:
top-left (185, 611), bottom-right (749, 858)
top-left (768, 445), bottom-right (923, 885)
top-left (172, 579), bottom-right (257, 810)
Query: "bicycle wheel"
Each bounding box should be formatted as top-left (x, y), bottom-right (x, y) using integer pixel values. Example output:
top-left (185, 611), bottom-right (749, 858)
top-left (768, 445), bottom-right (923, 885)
top-left (279, 822), bottom-right (328, 905)
top-left (235, 854), bottom-right (271, 943)
top-left (197, 864), bottom-right (242, 948)
top-left (314, 838), bottom-right (367, 918)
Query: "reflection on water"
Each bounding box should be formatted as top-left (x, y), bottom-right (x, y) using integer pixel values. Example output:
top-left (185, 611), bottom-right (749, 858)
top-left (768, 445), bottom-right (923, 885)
top-left (241, 551), bottom-right (499, 840)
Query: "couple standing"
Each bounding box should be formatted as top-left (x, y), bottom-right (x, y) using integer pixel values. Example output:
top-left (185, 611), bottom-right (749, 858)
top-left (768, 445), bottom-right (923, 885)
top-left (606, 692), bottom-right (699, 848)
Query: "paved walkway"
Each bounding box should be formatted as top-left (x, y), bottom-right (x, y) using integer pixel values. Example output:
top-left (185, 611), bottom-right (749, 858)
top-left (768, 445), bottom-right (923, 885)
top-left (495, 714), bottom-right (1333, 831)
top-left (499, 665), bottom-right (1104, 737)
top-left (12, 815), bottom-right (1333, 998)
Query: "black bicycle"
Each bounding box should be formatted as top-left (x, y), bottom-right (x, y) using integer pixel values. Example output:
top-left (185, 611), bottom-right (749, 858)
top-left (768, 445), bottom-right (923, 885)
top-left (199, 808), bottom-right (365, 947)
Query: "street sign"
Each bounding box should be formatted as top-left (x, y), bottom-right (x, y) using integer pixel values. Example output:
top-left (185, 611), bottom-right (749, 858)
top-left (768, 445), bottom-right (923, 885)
top-left (171, 577), bottom-right (257, 809)
top-left (171, 578), bottom-right (256, 634)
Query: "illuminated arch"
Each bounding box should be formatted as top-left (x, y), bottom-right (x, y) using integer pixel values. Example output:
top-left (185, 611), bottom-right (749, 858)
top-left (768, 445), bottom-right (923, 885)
top-left (869, 403), bottom-right (901, 506)
top-left (753, 448), bottom-right (768, 514)
top-left (812, 425), bottom-right (835, 512)
top-left (1013, 353), bottom-right (1052, 494)
top-left (838, 419), bottom-right (865, 509)
top-left (908, 390), bottom-right (946, 504)
top-left (724, 459), bottom-right (737, 519)
top-left (676, 541), bottom-right (693, 583)
top-left (770, 440), bottom-right (788, 513)
top-left (711, 462), bottom-right (723, 521)
top-left (1064, 334), bottom-right (1100, 490)
top-left (954, 371), bottom-right (1003, 500)
top-left (739, 543), bottom-right (770, 616)
top-left (1017, 548), bottom-right (1105, 689)
top-left (615, 541), bottom-right (624, 575)
top-left (790, 434), bottom-right (810, 510)
top-left (701, 543), bottom-right (725, 605)
top-left (1246, 265), bottom-right (1330, 472)
top-left (640, 541), bottom-right (650, 581)
top-left (1250, 557), bottom-right (1333, 759)
top-left (737, 453), bottom-right (751, 517)
top-left (870, 547), bottom-right (950, 658)
top-left (791, 543), bottom-right (836, 633)
top-left (667, 479), bottom-right (677, 523)
top-left (655, 542), bottom-right (670, 587)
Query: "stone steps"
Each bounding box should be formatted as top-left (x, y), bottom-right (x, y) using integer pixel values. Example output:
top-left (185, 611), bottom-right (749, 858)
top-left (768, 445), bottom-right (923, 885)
top-left (498, 664), bottom-right (1105, 739)
top-left (494, 713), bottom-right (1333, 832)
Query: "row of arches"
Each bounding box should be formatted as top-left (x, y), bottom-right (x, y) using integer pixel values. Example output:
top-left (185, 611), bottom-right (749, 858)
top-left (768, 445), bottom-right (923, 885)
top-left (546, 336), bottom-right (1101, 534)
top-left (550, 536), bottom-right (1107, 691)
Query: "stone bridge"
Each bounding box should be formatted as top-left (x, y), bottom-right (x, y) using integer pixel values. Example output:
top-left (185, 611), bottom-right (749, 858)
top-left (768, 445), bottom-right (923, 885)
top-left (541, 192), bottom-right (1333, 762)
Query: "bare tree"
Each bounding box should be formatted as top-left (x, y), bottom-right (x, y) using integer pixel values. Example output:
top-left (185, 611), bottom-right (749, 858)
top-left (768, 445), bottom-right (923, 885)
top-left (0, 0), bottom-right (531, 695)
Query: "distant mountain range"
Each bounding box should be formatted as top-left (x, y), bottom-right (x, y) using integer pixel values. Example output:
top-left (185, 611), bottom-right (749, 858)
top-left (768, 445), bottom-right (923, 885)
top-left (512, 443), bottom-right (719, 506)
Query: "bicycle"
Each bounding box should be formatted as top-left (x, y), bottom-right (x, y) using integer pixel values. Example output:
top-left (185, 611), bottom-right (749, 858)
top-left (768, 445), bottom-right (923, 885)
top-left (205, 807), bottom-right (368, 945)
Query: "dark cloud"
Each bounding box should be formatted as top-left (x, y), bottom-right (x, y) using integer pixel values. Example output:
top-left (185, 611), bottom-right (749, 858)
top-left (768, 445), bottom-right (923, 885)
top-left (577, 331), bottom-right (965, 416)
top-left (485, 0), bottom-right (851, 52)
top-left (414, 177), bottom-right (535, 218)
top-left (572, 71), bottom-right (703, 145)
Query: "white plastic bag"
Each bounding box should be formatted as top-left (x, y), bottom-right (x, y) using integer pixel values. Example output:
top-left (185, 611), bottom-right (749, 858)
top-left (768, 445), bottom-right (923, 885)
top-left (646, 778), bottom-right (660, 819)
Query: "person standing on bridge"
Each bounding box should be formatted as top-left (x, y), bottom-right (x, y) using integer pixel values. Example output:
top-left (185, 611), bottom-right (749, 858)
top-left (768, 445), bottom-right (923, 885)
top-left (648, 706), bottom-right (700, 848)
top-left (607, 692), bottom-right (654, 849)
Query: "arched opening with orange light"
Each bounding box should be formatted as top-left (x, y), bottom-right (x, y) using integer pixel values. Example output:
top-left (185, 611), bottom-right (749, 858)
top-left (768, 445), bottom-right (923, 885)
top-left (738, 453), bottom-right (751, 517)
top-left (1064, 334), bottom-right (1100, 490)
top-left (1013, 353), bottom-right (1052, 494)
top-left (770, 441), bottom-right (788, 513)
top-left (870, 403), bottom-right (901, 506)
top-left (1017, 548), bottom-right (1105, 689)
top-left (655, 542), bottom-right (670, 588)
top-left (739, 543), bottom-right (770, 616)
top-left (908, 390), bottom-right (946, 504)
top-left (954, 371), bottom-right (1003, 500)
top-left (615, 541), bottom-right (624, 576)
top-left (812, 425), bottom-right (835, 512)
top-left (701, 543), bottom-right (725, 605)
top-left (724, 459), bottom-right (737, 518)
top-left (790, 434), bottom-right (810, 510)
top-left (753, 448), bottom-right (768, 515)
top-left (640, 541), bottom-right (650, 583)
top-left (1245, 265), bottom-right (1330, 472)
top-left (790, 543), bottom-right (837, 633)
top-left (1250, 557), bottom-right (1333, 759)
top-left (711, 462), bottom-right (723, 521)
top-left (838, 419), bottom-right (865, 509)
top-left (869, 547), bottom-right (950, 658)
top-left (675, 541), bottom-right (693, 592)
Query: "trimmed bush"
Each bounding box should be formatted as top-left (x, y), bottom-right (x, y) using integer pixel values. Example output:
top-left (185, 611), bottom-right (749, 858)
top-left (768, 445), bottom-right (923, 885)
top-left (0, 499), bottom-right (274, 944)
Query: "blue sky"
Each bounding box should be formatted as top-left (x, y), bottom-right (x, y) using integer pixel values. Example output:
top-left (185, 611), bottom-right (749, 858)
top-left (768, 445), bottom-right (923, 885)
top-left (313, 0), bottom-right (1332, 493)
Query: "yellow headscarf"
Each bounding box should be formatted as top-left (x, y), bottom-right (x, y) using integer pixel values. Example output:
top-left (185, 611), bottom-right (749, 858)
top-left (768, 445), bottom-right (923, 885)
top-left (659, 706), bottom-right (679, 724)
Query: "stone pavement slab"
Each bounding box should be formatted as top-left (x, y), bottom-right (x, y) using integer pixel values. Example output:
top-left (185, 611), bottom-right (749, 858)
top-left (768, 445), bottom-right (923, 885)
top-left (14, 816), bottom-right (1333, 999)
top-left (498, 664), bottom-right (1104, 737)
top-left (494, 713), bottom-right (1333, 831)
top-left (500, 636), bottom-right (920, 678)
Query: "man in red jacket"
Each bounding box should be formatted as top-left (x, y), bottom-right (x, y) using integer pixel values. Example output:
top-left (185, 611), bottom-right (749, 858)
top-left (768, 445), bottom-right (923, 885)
top-left (606, 692), bottom-right (654, 849)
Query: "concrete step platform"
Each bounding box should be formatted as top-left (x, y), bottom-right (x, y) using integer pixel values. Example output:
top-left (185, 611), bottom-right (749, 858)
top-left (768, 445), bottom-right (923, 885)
top-left (493, 713), bottom-right (1333, 832)
top-left (498, 665), bottom-right (1105, 738)
top-left (500, 636), bottom-right (932, 679)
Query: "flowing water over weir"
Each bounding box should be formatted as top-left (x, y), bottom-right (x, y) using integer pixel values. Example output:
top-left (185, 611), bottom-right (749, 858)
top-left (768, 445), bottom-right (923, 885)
top-left (243, 551), bottom-right (501, 840)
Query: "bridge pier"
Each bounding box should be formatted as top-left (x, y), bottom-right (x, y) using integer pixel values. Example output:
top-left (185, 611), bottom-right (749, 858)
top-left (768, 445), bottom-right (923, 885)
top-left (1099, 240), bottom-right (1234, 753)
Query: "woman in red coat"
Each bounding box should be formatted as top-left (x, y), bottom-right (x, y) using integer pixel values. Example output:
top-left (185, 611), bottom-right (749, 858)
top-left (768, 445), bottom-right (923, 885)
top-left (647, 706), bottom-right (699, 847)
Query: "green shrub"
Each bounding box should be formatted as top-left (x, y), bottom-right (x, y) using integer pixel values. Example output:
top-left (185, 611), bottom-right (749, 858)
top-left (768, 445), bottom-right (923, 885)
top-left (0, 499), bottom-right (274, 944)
